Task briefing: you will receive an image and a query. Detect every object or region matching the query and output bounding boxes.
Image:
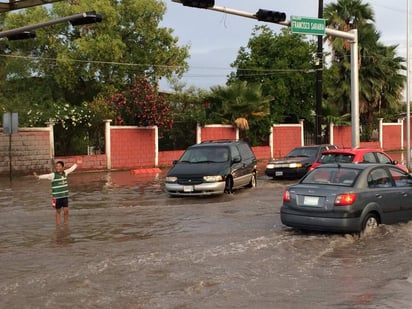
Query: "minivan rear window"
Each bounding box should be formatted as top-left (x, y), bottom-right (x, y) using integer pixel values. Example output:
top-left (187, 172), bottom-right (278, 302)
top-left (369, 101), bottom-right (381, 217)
top-left (319, 153), bottom-right (355, 164)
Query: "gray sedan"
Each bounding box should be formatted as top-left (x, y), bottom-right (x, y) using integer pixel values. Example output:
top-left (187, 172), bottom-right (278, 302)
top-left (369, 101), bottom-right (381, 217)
top-left (281, 163), bottom-right (412, 233)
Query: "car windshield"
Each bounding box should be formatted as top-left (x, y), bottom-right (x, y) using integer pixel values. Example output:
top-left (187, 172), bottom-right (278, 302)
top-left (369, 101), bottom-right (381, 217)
top-left (287, 147), bottom-right (317, 158)
top-left (180, 147), bottom-right (229, 163)
top-left (301, 167), bottom-right (360, 186)
top-left (319, 153), bottom-right (355, 164)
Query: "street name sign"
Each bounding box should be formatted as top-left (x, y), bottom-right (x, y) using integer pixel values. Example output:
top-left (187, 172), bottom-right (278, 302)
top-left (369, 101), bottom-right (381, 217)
top-left (291, 16), bottom-right (326, 36)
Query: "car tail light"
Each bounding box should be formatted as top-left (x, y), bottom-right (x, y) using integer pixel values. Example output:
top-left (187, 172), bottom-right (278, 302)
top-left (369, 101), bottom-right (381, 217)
top-left (283, 190), bottom-right (291, 202)
top-left (334, 193), bottom-right (357, 206)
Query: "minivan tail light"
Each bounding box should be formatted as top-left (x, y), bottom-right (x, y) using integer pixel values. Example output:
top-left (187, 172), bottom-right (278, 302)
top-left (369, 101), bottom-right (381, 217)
top-left (283, 190), bottom-right (291, 202)
top-left (334, 193), bottom-right (357, 206)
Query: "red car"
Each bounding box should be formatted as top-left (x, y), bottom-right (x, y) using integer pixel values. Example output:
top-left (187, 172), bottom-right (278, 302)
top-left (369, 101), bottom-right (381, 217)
top-left (310, 148), bottom-right (408, 172)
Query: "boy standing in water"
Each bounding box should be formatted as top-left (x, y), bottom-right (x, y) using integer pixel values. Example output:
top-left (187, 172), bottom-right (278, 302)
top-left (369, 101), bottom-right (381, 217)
top-left (34, 160), bottom-right (79, 225)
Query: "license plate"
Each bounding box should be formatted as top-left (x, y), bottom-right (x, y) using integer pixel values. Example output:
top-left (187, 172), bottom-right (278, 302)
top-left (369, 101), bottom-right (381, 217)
top-left (183, 185), bottom-right (194, 192)
top-left (303, 196), bottom-right (320, 207)
top-left (275, 171), bottom-right (283, 176)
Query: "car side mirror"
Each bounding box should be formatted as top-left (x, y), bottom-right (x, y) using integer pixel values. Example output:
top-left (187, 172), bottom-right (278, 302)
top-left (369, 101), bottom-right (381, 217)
top-left (392, 160), bottom-right (398, 165)
top-left (172, 160), bottom-right (178, 165)
top-left (232, 156), bottom-right (241, 163)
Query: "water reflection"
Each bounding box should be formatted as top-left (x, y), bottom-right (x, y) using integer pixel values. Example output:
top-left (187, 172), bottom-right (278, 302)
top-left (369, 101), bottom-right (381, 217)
top-left (51, 225), bottom-right (74, 246)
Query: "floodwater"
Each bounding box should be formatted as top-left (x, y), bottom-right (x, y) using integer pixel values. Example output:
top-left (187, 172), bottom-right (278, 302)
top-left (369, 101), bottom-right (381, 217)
top-left (2, 170), bottom-right (412, 308)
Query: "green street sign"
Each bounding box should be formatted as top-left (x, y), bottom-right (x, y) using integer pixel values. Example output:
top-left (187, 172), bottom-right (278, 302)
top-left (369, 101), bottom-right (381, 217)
top-left (291, 16), bottom-right (326, 36)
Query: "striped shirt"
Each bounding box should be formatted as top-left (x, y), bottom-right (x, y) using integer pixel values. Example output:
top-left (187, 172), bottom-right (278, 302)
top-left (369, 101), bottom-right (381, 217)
top-left (38, 164), bottom-right (77, 199)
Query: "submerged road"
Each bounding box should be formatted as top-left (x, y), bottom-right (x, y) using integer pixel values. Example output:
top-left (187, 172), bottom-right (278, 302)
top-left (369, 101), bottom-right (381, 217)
top-left (1, 170), bottom-right (412, 308)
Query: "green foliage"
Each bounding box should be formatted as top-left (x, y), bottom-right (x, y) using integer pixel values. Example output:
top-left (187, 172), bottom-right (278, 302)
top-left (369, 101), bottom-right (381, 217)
top-left (323, 0), bottom-right (406, 139)
top-left (206, 81), bottom-right (271, 123)
top-left (242, 116), bottom-right (272, 146)
top-left (0, 0), bottom-right (189, 154)
top-left (27, 101), bottom-right (93, 129)
top-left (229, 26), bottom-right (317, 125)
top-left (166, 79), bottom-right (209, 125)
top-left (159, 80), bottom-right (209, 150)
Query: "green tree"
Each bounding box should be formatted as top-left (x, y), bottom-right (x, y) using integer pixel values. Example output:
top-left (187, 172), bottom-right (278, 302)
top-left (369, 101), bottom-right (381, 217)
top-left (229, 26), bottom-right (317, 126)
top-left (324, 0), bottom-right (405, 139)
top-left (159, 79), bottom-right (210, 150)
top-left (0, 0), bottom-right (189, 153)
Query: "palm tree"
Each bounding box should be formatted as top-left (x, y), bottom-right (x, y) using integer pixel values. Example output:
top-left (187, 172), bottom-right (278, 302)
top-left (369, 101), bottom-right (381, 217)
top-left (205, 80), bottom-right (272, 144)
top-left (324, 0), bottom-right (405, 139)
top-left (207, 81), bottom-right (271, 128)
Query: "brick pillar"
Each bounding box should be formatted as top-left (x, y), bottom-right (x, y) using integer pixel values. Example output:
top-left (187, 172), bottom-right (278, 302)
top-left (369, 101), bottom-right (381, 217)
top-left (46, 121), bottom-right (55, 163)
top-left (104, 119), bottom-right (112, 170)
top-left (154, 126), bottom-right (158, 167)
top-left (378, 118), bottom-right (383, 149)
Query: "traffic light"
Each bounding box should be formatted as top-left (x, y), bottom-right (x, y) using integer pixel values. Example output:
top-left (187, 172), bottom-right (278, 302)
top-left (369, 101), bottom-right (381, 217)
top-left (6, 31), bottom-right (36, 41)
top-left (181, 0), bottom-right (214, 8)
top-left (70, 11), bottom-right (102, 26)
top-left (255, 9), bottom-right (286, 23)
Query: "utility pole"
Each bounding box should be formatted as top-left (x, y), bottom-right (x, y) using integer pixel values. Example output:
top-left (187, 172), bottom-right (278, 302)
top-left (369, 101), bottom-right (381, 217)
top-left (315, 0), bottom-right (323, 144)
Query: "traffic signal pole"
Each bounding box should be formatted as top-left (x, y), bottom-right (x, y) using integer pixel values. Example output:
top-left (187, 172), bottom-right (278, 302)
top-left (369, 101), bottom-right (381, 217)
top-left (172, 0), bottom-right (360, 148)
top-left (0, 11), bottom-right (102, 39)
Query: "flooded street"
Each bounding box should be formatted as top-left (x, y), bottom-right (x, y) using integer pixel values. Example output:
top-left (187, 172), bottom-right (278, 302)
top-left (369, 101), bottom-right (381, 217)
top-left (2, 170), bottom-right (412, 308)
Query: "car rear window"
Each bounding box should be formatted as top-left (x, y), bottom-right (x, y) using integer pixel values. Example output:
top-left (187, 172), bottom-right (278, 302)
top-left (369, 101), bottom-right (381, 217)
top-left (288, 147), bottom-right (318, 157)
top-left (301, 167), bottom-right (360, 186)
top-left (319, 153), bottom-right (355, 164)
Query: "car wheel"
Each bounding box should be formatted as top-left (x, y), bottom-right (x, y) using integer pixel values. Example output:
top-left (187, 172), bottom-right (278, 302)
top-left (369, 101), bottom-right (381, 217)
top-left (362, 213), bottom-right (380, 233)
top-left (247, 172), bottom-right (257, 188)
top-left (224, 176), bottom-right (233, 194)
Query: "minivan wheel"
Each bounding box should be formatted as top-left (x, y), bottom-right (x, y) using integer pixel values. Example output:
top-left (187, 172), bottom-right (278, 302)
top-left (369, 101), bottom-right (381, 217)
top-left (247, 172), bottom-right (257, 188)
top-left (224, 177), bottom-right (233, 194)
top-left (362, 213), bottom-right (379, 233)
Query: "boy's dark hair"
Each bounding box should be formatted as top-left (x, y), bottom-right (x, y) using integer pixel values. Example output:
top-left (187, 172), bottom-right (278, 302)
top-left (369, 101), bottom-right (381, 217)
top-left (56, 161), bottom-right (65, 167)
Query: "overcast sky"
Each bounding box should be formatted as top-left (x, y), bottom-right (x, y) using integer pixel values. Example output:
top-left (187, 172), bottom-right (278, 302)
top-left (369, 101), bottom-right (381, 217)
top-left (160, 0), bottom-right (407, 91)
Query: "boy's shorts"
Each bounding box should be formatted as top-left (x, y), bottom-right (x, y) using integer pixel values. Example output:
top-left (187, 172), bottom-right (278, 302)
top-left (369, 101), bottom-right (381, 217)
top-left (55, 197), bottom-right (69, 209)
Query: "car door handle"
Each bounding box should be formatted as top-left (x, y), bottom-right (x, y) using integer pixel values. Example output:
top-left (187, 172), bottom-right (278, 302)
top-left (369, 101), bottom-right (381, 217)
top-left (375, 194), bottom-right (383, 198)
top-left (400, 192), bottom-right (408, 197)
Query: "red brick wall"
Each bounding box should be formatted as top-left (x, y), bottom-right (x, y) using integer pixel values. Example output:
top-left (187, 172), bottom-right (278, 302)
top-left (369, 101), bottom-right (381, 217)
top-left (332, 125), bottom-right (393, 149)
top-left (272, 125), bottom-right (302, 158)
top-left (200, 125), bottom-right (237, 141)
top-left (110, 127), bottom-right (156, 169)
top-left (382, 123), bottom-right (402, 149)
top-left (55, 154), bottom-right (107, 171)
top-left (333, 126), bottom-right (352, 148)
top-left (382, 124), bottom-right (402, 150)
top-left (158, 150), bottom-right (184, 166)
top-left (403, 118), bottom-right (411, 149)
top-left (252, 146), bottom-right (271, 160)
top-left (359, 141), bottom-right (380, 148)
top-left (5, 121), bottom-right (410, 176)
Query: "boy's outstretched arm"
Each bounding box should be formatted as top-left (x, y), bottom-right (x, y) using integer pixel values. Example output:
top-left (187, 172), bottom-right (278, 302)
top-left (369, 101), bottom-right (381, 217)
top-left (33, 171), bottom-right (54, 180)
